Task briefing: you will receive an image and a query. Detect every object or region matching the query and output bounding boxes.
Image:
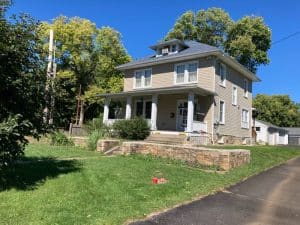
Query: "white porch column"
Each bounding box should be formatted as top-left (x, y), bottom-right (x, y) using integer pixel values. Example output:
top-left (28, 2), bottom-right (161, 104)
top-left (125, 96), bottom-right (132, 119)
top-left (186, 92), bottom-right (194, 133)
top-left (151, 94), bottom-right (158, 130)
top-left (103, 97), bottom-right (110, 124)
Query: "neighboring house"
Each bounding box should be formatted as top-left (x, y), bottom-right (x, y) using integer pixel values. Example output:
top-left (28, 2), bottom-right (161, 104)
top-left (99, 39), bottom-right (260, 144)
top-left (254, 120), bottom-right (288, 145)
top-left (284, 127), bottom-right (300, 145)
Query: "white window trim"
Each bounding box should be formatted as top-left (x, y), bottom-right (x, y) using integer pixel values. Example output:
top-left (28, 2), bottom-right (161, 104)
top-left (244, 79), bottom-right (249, 98)
top-left (241, 108), bottom-right (250, 129)
top-left (232, 86), bottom-right (238, 106)
top-left (174, 60), bottom-right (198, 85)
top-left (133, 68), bottom-right (152, 89)
top-left (219, 100), bottom-right (225, 125)
top-left (218, 62), bottom-right (226, 87)
top-left (135, 99), bottom-right (152, 118)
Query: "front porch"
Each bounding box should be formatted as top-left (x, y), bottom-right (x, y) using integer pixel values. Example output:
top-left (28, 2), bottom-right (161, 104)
top-left (101, 85), bottom-right (215, 135)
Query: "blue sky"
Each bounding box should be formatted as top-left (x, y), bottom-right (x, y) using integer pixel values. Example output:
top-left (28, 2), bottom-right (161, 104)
top-left (7, 0), bottom-right (300, 102)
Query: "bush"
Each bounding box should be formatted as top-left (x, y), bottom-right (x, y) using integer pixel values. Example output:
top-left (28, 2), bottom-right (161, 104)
top-left (112, 117), bottom-right (150, 140)
top-left (87, 129), bottom-right (105, 151)
top-left (0, 115), bottom-right (32, 168)
top-left (50, 131), bottom-right (74, 146)
top-left (84, 117), bottom-right (104, 134)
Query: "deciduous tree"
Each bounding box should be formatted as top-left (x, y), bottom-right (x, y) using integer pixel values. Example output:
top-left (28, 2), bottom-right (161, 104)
top-left (0, 0), bottom-right (46, 167)
top-left (38, 17), bottom-right (131, 126)
top-left (165, 8), bottom-right (271, 72)
top-left (253, 94), bottom-right (300, 127)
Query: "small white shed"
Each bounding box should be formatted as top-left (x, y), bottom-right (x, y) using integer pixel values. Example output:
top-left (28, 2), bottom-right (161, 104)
top-left (254, 120), bottom-right (288, 145)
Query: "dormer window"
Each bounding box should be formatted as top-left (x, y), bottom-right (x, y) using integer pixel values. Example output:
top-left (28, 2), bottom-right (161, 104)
top-left (171, 45), bottom-right (177, 52)
top-left (162, 47), bottom-right (169, 55)
top-left (151, 39), bottom-right (187, 57)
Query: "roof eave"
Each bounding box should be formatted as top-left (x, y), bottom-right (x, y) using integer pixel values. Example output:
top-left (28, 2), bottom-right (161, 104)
top-left (214, 52), bottom-right (261, 82)
top-left (116, 50), bottom-right (261, 82)
top-left (116, 50), bottom-right (220, 70)
top-left (96, 85), bottom-right (217, 99)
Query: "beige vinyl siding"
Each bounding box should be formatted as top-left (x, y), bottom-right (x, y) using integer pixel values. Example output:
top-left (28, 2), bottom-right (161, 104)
top-left (214, 60), bottom-right (252, 138)
top-left (151, 63), bottom-right (174, 88)
top-left (123, 57), bottom-right (215, 92)
top-left (124, 69), bottom-right (134, 92)
top-left (197, 95), bottom-right (213, 134)
top-left (198, 57), bottom-right (215, 91)
top-left (157, 94), bottom-right (213, 131)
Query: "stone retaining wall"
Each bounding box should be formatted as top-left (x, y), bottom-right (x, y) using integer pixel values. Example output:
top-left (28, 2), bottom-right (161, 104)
top-left (121, 142), bottom-right (250, 170)
top-left (97, 139), bottom-right (120, 152)
top-left (71, 137), bottom-right (88, 147)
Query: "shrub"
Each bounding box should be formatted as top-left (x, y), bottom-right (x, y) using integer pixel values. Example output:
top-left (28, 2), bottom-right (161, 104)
top-left (0, 115), bottom-right (31, 168)
top-left (112, 117), bottom-right (150, 140)
top-left (84, 117), bottom-right (104, 134)
top-left (87, 129), bottom-right (105, 151)
top-left (50, 131), bottom-right (74, 146)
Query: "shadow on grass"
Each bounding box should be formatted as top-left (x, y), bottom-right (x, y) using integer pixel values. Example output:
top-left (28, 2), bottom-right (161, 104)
top-left (0, 157), bottom-right (81, 191)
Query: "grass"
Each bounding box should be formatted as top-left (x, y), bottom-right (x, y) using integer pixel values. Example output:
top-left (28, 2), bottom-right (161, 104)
top-left (1, 144), bottom-right (300, 225)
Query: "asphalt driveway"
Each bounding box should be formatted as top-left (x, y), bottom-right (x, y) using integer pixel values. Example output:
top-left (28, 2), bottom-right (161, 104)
top-left (130, 157), bottom-right (300, 225)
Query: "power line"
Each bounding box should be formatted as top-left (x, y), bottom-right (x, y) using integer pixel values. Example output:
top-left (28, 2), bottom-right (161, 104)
top-left (272, 31), bottom-right (300, 45)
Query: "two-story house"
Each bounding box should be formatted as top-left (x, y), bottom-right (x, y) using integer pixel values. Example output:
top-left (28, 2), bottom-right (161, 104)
top-left (99, 39), bottom-right (260, 144)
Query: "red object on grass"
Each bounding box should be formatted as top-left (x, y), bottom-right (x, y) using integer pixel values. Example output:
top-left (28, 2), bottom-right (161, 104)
top-left (152, 177), bottom-right (158, 184)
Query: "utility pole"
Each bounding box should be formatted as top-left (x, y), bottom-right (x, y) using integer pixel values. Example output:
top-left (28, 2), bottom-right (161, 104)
top-left (43, 29), bottom-right (56, 125)
top-left (75, 85), bottom-right (82, 125)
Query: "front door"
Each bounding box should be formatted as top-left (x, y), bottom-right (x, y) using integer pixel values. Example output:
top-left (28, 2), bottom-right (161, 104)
top-left (176, 100), bottom-right (188, 131)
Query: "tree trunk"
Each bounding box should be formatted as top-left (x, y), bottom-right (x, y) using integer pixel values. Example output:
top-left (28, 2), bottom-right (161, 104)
top-left (79, 100), bottom-right (84, 126)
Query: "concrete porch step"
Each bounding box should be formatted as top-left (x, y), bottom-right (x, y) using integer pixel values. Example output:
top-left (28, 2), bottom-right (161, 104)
top-left (145, 133), bottom-right (187, 145)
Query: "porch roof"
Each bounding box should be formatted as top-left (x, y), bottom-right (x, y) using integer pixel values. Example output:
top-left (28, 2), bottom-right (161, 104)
top-left (97, 84), bottom-right (216, 99)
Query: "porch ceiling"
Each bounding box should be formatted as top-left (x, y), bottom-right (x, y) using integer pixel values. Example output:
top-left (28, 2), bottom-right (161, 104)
top-left (97, 84), bottom-right (216, 99)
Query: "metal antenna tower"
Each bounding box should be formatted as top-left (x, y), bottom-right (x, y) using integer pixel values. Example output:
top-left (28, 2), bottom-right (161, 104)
top-left (43, 29), bottom-right (57, 125)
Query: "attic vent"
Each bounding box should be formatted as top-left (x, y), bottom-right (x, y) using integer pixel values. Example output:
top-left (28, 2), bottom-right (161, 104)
top-left (162, 48), bottom-right (169, 55)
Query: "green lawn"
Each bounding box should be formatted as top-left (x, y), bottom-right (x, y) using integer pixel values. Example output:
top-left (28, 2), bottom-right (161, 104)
top-left (1, 144), bottom-right (300, 225)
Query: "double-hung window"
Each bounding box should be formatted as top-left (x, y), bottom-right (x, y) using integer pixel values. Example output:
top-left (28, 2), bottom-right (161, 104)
top-left (219, 100), bottom-right (225, 124)
top-left (232, 86), bottom-right (238, 106)
top-left (134, 69), bottom-right (152, 88)
top-left (218, 62), bottom-right (226, 86)
top-left (175, 61), bottom-right (198, 84)
top-left (176, 64), bottom-right (185, 83)
top-left (244, 79), bottom-right (248, 98)
top-left (241, 109), bottom-right (249, 129)
top-left (135, 100), bottom-right (152, 119)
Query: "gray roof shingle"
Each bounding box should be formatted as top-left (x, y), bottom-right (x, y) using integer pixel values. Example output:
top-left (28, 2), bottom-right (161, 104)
top-left (284, 127), bottom-right (300, 135)
top-left (117, 40), bottom-right (220, 69)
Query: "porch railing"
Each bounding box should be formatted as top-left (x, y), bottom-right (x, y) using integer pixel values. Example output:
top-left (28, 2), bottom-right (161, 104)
top-left (106, 119), bottom-right (207, 133)
top-left (106, 119), bottom-right (151, 126)
top-left (192, 121), bottom-right (207, 133)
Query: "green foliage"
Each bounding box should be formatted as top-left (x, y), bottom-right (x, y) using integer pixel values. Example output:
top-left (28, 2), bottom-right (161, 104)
top-left (84, 117), bottom-right (104, 133)
top-left (166, 8), bottom-right (233, 48)
top-left (53, 70), bottom-right (77, 128)
top-left (38, 18), bottom-right (131, 125)
top-left (112, 118), bottom-right (150, 140)
top-left (0, 3), bottom-right (46, 167)
top-left (165, 7), bottom-right (271, 72)
top-left (87, 129), bottom-right (105, 151)
top-left (225, 16), bottom-right (271, 72)
top-left (0, 115), bottom-right (32, 168)
top-left (85, 116), bottom-right (111, 150)
top-left (166, 11), bottom-right (196, 41)
top-left (50, 131), bottom-right (74, 146)
top-left (253, 94), bottom-right (300, 127)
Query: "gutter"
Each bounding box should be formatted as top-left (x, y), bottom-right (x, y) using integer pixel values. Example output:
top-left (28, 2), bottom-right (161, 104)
top-left (117, 50), bottom-right (261, 82)
top-left (117, 50), bottom-right (220, 70)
